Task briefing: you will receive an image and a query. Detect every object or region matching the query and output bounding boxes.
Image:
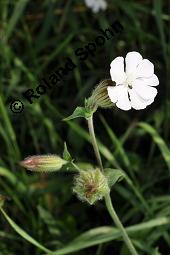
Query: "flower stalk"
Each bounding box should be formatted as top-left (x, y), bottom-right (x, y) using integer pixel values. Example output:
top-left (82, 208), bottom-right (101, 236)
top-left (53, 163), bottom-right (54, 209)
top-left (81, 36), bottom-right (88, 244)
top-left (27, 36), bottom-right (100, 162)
top-left (87, 115), bottom-right (138, 255)
top-left (87, 116), bottom-right (103, 172)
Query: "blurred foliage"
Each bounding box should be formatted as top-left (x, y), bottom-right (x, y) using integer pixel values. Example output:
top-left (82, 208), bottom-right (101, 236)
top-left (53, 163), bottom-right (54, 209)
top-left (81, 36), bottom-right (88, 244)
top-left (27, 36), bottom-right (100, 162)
top-left (0, 0), bottom-right (170, 254)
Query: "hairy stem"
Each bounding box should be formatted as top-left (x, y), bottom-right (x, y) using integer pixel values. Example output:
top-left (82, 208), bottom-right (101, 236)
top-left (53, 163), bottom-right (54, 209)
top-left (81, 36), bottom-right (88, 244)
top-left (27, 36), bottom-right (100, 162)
top-left (87, 115), bottom-right (138, 255)
top-left (87, 115), bottom-right (103, 171)
top-left (105, 193), bottom-right (138, 255)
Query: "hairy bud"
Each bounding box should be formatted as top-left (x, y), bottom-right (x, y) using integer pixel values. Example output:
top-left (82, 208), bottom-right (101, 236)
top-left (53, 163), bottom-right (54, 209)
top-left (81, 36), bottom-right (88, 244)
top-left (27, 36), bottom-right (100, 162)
top-left (86, 79), bottom-right (114, 110)
top-left (20, 155), bottom-right (67, 172)
top-left (73, 169), bottom-right (110, 205)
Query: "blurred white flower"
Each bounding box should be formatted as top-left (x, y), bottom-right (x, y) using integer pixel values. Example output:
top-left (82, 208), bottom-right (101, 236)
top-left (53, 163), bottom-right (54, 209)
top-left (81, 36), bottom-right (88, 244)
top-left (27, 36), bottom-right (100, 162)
top-left (84, 0), bottom-right (107, 13)
top-left (107, 51), bottom-right (159, 110)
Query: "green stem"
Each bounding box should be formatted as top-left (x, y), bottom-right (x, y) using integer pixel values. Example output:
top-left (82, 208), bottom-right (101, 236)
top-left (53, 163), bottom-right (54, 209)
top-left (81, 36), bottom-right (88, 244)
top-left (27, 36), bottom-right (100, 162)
top-left (87, 115), bottom-right (138, 255)
top-left (87, 115), bottom-right (103, 172)
top-left (71, 161), bottom-right (82, 172)
top-left (105, 193), bottom-right (138, 255)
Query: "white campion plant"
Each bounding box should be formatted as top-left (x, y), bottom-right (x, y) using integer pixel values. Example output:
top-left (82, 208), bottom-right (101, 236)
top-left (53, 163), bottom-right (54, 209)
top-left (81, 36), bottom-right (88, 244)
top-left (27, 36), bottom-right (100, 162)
top-left (20, 51), bottom-right (159, 255)
top-left (84, 0), bottom-right (107, 13)
top-left (107, 51), bottom-right (159, 110)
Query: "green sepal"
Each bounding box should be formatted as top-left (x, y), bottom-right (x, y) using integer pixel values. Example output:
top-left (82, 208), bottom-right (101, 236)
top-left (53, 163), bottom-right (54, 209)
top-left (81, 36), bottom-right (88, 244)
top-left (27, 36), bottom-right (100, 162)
top-left (63, 142), bottom-right (72, 161)
top-left (104, 168), bottom-right (125, 189)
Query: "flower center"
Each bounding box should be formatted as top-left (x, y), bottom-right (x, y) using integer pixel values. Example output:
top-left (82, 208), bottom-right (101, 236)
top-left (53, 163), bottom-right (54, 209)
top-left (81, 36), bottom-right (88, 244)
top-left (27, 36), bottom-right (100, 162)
top-left (124, 75), bottom-right (134, 89)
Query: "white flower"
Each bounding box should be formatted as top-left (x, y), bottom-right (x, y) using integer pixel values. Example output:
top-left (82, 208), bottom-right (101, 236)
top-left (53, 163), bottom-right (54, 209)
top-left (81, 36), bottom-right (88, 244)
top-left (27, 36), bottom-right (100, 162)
top-left (107, 51), bottom-right (159, 111)
top-left (84, 0), bottom-right (107, 13)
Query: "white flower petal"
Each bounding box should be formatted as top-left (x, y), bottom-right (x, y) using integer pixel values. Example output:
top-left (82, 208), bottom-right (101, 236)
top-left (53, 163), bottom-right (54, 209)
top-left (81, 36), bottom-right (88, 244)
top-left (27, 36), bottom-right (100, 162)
top-left (137, 74), bottom-right (159, 87)
top-left (110, 57), bottom-right (126, 84)
top-left (107, 85), bottom-right (122, 103)
top-left (116, 87), bottom-right (131, 111)
top-left (133, 80), bottom-right (157, 100)
top-left (84, 0), bottom-right (107, 12)
top-left (145, 98), bottom-right (155, 106)
top-left (108, 85), bottom-right (131, 110)
top-left (135, 59), bottom-right (154, 78)
top-left (84, 0), bottom-right (93, 8)
top-left (125, 51), bottom-right (143, 75)
top-left (99, 0), bottom-right (107, 10)
top-left (129, 89), bottom-right (147, 110)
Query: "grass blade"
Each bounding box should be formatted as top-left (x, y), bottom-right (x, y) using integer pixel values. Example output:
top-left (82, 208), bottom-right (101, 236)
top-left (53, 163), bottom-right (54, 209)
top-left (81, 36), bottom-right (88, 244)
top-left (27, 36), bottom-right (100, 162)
top-left (48, 217), bottom-right (170, 255)
top-left (5, 0), bottom-right (29, 41)
top-left (138, 122), bottom-right (170, 170)
top-left (0, 207), bottom-right (51, 253)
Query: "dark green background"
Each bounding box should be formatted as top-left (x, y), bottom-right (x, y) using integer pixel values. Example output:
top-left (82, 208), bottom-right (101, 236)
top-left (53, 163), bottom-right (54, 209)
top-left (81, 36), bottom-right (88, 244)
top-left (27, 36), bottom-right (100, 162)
top-left (0, 0), bottom-right (170, 254)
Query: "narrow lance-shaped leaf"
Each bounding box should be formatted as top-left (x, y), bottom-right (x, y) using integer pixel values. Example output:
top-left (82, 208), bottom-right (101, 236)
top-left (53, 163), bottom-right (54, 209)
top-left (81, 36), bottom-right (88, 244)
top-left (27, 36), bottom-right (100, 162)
top-left (0, 195), bottom-right (6, 208)
top-left (47, 217), bottom-right (170, 255)
top-left (0, 207), bottom-right (51, 253)
top-left (138, 122), bottom-right (170, 171)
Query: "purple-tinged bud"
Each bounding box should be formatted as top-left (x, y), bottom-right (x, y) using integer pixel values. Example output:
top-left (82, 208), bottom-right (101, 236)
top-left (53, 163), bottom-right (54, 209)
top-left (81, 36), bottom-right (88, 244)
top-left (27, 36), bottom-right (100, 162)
top-left (20, 155), bottom-right (67, 172)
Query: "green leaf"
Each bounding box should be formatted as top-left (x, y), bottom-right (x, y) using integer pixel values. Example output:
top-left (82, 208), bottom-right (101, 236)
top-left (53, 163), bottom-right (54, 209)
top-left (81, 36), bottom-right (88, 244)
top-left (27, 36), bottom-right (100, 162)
top-left (0, 166), bottom-right (26, 193)
top-left (63, 107), bottom-right (94, 121)
top-left (154, 0), bottom-right (167, 60)
top-left (0, 195), bottom-right (6, 208)
top-left (100, 115), bottom-right (130, 169)
top-left (5, 0), bottom-right (29, 41)
top-left (153, 248), bottom-right (162, 255)
top-left (0, 208), bottom-right (51, 253)
top-left (63, 142), bottom-right (72, 161)
top-left (47, 217), bottom-right (170, 255)
top-left (138, 122), bottom-right (170, 170)
top-left (104, 168), bottom-right (125, 188)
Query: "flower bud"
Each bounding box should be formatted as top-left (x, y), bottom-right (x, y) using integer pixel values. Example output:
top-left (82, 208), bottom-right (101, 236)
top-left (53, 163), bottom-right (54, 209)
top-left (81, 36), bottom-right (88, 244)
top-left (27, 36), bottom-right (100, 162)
top-left (86, 79), bottom-right (115, 110)
top-left (73, 169), bottom-right (110, 205)
top-left (20, 155), bottom-right (67, 172)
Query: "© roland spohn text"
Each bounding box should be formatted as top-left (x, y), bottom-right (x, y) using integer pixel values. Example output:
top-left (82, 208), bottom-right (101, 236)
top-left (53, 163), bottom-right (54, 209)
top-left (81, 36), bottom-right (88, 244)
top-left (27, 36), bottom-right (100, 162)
top-left (9, 20), bottom-right (124, 113)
